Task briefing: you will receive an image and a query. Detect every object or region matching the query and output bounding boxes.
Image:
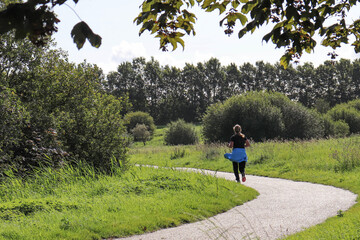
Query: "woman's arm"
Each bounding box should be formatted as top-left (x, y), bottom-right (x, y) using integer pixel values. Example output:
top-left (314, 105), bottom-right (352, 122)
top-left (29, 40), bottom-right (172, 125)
top-left (228, 141), bottom-right (234, 148)
top-left (245, 139), bottom-right (251, 148)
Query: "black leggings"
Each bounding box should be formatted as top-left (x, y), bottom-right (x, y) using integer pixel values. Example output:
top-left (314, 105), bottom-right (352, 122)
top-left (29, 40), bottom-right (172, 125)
top-left (232, 161), bottom-right (246, 181)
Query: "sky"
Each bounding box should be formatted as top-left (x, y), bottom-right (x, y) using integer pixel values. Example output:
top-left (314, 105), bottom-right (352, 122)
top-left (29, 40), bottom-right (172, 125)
top-left (53, 0), bottom-right (360, 74)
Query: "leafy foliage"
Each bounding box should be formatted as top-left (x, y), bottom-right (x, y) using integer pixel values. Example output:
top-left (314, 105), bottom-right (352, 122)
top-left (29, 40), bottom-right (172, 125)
top-left (164, 119), bottom-right (199, 145)
top-left (0, 34), bottom-right (129, 175)
top-left (124, 111), bottom-right (156, 137)
top-left (202, 91), bottom-right (325, 142)
top-left (70, 21), bottom-right (102, 49)
top-left (56, 93), bottom-right (129, 171)
top-left (326, 99), bottom-right (360, 134)
top-left (131, 124), bottom-right (151, 145)
top-left (107, 57), bottom-right (360, 125)
top-left (0, 87), bottom-right (29, 168)
top-left (0, 0), bottom-right (99, 49)
top-left (135, 0), bottom-right (360, 67)
top-left (1, 0), bottom-right (359, 66)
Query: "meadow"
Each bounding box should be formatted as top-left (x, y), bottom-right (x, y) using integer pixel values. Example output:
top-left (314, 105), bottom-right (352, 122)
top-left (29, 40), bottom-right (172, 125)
top-left (1, 124), bottom-right (359, 239)
top-left (0, 141), bottom-right (257, 239)
top-left (130, 126), bottom-right (360, 239)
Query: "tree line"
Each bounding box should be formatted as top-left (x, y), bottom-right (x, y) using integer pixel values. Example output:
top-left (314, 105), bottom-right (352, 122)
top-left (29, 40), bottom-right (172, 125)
top-left (104, 57), bottom-right (360, 124)
top-left (1, 29), bottom-right (360, 176)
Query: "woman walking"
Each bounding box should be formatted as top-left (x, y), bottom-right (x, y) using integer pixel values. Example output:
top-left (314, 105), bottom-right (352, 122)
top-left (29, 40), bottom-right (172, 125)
top-left (224, 124), bottom-right (250, 183)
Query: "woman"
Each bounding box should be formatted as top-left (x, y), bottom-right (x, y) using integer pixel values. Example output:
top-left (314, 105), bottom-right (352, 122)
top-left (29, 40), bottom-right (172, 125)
top-left (224, 124), bottom-right (250, 183)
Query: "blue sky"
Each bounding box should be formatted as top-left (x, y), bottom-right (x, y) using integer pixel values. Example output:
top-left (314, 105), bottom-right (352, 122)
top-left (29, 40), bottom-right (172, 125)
top-left (53, 0), bottom-right (360, 74)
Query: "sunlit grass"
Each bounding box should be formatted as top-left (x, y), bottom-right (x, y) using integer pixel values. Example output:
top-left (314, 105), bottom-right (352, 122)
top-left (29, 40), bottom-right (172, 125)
top-left (0, 160), bottom-right (257, 240)
top-left (2, 122), bottom-right (360, 240)
top-left (130, 127), bottom-right (360, 240)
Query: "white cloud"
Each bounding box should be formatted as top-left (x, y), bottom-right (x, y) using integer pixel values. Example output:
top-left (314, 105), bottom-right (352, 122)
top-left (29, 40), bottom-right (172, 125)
top-left (97, 61), bottom-right (118, 75)
top-left (111, 41), bottom-right (147, 63)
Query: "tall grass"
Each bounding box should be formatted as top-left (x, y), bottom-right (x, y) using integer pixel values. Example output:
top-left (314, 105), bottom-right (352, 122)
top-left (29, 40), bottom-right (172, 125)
top-left (130, 127), bottom-right (360, 240)
top-left (0, 158), bottom-right (257, 240)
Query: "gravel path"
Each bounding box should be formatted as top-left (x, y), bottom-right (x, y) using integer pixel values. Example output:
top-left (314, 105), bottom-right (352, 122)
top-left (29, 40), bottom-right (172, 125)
top-left (117, 168), bottom-right (357, 240)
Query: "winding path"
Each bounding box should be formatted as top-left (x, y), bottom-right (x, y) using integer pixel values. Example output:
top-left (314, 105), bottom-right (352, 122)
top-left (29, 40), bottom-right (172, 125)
top-left (118, 168), bottom-right (357, 240)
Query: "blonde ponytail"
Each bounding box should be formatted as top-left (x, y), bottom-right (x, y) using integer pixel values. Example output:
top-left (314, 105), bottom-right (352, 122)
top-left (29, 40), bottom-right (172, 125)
top-left (233, 124), bottom-right (245, 138)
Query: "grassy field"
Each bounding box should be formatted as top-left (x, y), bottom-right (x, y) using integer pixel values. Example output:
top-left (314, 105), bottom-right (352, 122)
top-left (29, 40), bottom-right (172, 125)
top-left (130, 127), bottom-right (360, 239)
top-left (0, 156), bottom-right (257, 239)
top-left (1, 124), bottom-right (359, 240)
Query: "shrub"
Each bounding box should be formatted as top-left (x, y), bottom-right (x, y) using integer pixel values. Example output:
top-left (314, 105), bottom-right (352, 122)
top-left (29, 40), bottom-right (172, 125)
top-left (348, 99), bottom-right (360, 111)
top-left (164, 119), bottom-right (199, 145)
top-left (314, 99), bottom-right (331, 114)
top-left (202, 93), bottom-right (285, 142)
top-left (131, 124), bottom-right (151, 145)
top-left (322, 115), bottom-right (350, 137)
top-left (56, 93), bottom-right (129, 171)
top-left (327, 102), bottom-right (360, 134)
top-left (202, 91), bottom-right (325, 142)
top-left (280, 104), bottom-right (324, 139)
top-left (0, 88), bottom-right (67, 177)
top-left (0, 88), bottom-right (29, 156)
top-left (0, 88), bottom-right (29, 176)
top-left (124, 111), bottom-right (156, 137)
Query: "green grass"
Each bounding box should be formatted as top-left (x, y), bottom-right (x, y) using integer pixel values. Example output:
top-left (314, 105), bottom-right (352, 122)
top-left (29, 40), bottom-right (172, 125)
top-left (130, 127), bottom-right (360, 239)
top-left (3, 123), bottom-right (360, 240)
top-left (131, 124), bottom-right (203, 148)
top-left (0, 161), bottom-right (258, 240)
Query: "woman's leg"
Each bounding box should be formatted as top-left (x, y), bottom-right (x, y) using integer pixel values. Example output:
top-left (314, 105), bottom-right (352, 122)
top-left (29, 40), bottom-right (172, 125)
top-left (232, 161), bottom-right (240, 182)
top-left (239, 161), bottom-right (246, 182)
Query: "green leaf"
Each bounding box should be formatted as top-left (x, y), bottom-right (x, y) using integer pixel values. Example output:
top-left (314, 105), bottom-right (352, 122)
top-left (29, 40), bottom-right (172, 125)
top-left (262, 31), bottom-right (273, 42)
top-left (71, 21), bottom-right (102, 50)
top-left (168, 37), bottom-right (178, 51)
top-left (241, 1), bottom-right (257, 14)
top-left (232, 0), bottom-right (240, 8)
top-left (202, 0), bottom-right (215, 8)
top-left (235, 13), bottom-right (248, 25)
top-left (142, 1), bottom-right (152, 12)
top-left (280, 54), bottom-right (291, 69)
top-left (176, 37), bottom-right (185, 50)
top-left (188, 0), bottom-right (195, 6)
top-left (285, 6), bottom-right (299, 21)
top-left (88, 33), bottom-right (102, 48)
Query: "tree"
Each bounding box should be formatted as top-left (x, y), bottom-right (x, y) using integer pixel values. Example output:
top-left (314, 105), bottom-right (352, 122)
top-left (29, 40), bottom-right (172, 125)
top-left (134, 0), bottom-right (360, 68)
top-left (1, 1), bottom-right (360, 68)
top-left (296, 62), bottom-right (316, 107)
top-left (0, 0), bottom-right (101, 49)
top-left (144, 57), bottom-right (163, 119)
top-left (131, 124), bottom-right (151, 145)
top-left (0, 34), bottom-right (130, 174)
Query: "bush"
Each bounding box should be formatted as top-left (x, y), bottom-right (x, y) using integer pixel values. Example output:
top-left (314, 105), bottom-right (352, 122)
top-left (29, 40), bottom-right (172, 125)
top-left (348, 99), bottom-right (360, 111)
top-left (0, 88), bottom-right (67, 177)
top-left (0, 88), bottom-right (29, 156)
top-left (279, 104), bottom-right (324, 139)
top-left (327, 101), bottom-right (360, 134)
top-left (164, 119), bottom-right (199, 145)
top-left (322, 115), bottom-right (350, 137)
top-left (124, 111), bottom-right (156, 137)
top-left (131, 124), bottom-right (151, 145)
top-left (56, 93), bottom-right (129, 171)
top-left (0, 88), bottom-right (29, 175)
top-left (314, 99), bottom-right (331, 114)
top-left (202, 91), bottom-right (325, 142)
top-left (202, 93), bottom-right (285, 142)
